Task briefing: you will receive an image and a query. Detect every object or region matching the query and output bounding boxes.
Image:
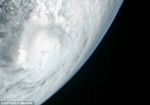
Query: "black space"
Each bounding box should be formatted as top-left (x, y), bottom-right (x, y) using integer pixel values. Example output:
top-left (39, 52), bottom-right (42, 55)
top-left (42, 1), bottom-right (143, 105)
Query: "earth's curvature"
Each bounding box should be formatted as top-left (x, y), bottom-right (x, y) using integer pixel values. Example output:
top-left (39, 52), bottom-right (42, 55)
top-left (0, 0), bottom-right (123, 105)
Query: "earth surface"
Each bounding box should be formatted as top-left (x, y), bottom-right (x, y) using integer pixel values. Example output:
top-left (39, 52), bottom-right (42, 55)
top-left (0, 0), bottom-right (123, 105)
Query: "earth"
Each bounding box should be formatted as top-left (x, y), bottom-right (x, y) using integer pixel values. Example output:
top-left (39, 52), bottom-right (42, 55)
top-left (0, 0), bottom-right (123, 105)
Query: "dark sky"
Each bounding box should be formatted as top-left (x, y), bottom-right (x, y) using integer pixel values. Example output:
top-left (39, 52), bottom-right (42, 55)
top-left (43, 0), bottom-right (142, 105)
